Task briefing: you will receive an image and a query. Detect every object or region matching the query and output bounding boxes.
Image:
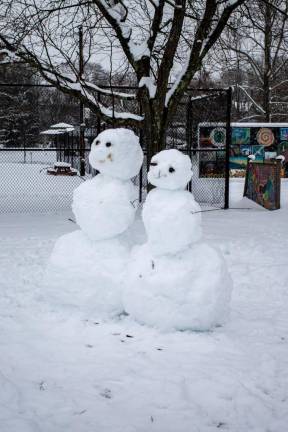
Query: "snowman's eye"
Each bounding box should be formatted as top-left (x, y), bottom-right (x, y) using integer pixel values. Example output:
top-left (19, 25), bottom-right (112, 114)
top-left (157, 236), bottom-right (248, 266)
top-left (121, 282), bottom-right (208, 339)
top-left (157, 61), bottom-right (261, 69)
top-left (106, 142), bottom-right (112, 147)
top-left (95, 140), bottom-right (100, 146)
top-left (150, 162), bottom-right (157, 166)
top-left (169, 166), bottom-right (175, 173)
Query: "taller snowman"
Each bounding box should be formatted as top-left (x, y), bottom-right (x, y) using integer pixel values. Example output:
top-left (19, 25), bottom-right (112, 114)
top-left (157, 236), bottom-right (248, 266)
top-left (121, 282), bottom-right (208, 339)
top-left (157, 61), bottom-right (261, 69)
top-left (46, 128), bottom-right (143, 318)
top-left (123, 149), bottom-right (232, 331)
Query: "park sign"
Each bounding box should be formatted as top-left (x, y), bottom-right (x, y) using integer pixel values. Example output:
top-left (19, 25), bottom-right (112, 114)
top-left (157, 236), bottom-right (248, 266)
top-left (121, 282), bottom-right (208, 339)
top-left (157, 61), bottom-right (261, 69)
top-left (244, 160), bottom-right (281, 210)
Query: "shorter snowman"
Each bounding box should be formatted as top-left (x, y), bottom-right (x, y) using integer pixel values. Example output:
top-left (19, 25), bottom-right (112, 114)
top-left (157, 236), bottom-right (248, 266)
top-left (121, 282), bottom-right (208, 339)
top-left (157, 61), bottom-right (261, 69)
top-left (46, 128), bottom-right (143, 318)
top-left (123, 149), bottom-right (232, 331)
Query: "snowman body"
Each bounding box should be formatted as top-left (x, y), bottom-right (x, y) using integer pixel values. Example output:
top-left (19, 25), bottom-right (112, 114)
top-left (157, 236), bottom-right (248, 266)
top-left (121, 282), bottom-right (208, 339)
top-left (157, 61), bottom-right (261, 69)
top-left (72, 173), bottom-right (137, 242)
top-left (143, 188), bottom-right (201, 256)
top-left (124, 149), bottom-right (232, 331)
top-left (46, 128), bottom-right (143, 318)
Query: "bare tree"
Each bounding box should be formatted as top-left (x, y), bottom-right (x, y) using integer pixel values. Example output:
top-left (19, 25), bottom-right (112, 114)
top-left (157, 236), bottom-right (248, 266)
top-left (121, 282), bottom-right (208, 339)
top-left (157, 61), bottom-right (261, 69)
top-left (219, 0), bottom-right (288, 122)
top-left (0, 0), bottom-right (245, 153)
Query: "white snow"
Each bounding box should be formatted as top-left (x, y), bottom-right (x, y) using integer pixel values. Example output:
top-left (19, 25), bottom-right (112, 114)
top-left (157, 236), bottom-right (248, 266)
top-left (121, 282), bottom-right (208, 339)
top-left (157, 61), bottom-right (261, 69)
top-left (142, 188), bottom-right (202, 255)
top-left (45, 230), bottom-right (128, 318)
top-left (199, 121), bottom-right (288, 128)
top-left (50, 122), bottom-right (74, 129)
top-left (0, 160), bottom-right (83, 213)
top-left (1, 180), bottom-right (288, 431)
top-left (72, 174), bottom-right (138, 240)
top-left (48, 128), bottom-right (143, 317)
top-left (139, 76), bottom-right (157, 98)
top-left (148, 149), bottom-right (193, 190)
top-left (89, 128), bottom-right (143, 180)
top-left (54, 161), bottom-right (71, 168)
top-left (73, 128), bottom-right (143, 240)
top-left (144, 149), bottom-right (201, 255)
top-left (124, 242), bottom-right (232, 331)
top-left (125, 149), bottom-right (230, 331)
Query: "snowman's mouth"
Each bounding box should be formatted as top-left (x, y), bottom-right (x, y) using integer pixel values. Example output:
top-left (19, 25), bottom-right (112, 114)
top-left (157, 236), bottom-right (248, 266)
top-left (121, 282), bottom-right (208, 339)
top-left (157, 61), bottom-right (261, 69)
top-left (98, 153), bottom-right (113, 163)
top-left (155, 173), bottom-right (167, 179)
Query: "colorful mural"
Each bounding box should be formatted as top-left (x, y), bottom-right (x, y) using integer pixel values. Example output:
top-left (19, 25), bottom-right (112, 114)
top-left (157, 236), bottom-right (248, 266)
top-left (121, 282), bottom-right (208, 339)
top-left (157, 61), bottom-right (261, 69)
top-left (199, 124), bottom-right (288, 176)
top-left (280, 128), bottom-right (288, 141)
top-left (232, 127), bottom-right (250, 146)
top-left (244, 161), bottom-right (281, 210)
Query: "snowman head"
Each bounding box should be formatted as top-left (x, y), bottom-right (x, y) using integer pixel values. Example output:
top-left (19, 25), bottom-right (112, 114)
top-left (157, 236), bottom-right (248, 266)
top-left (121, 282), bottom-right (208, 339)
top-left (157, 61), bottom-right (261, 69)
top-left (148, 149), bottom-right (192, 190)
top-left (89, 128), bottom-right (143, 180)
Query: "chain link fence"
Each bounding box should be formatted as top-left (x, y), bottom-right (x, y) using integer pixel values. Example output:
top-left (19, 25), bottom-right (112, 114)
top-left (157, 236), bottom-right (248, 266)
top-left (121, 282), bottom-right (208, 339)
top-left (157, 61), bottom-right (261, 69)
top-left (0, 87), bottom-right (231, 213)
top-left (0, 148), bottom-right (90, 213)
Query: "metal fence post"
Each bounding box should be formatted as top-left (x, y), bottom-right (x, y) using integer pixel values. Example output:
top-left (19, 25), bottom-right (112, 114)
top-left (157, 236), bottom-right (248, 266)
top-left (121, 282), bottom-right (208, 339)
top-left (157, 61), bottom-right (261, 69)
top-left (139, 105), bottom-right (143, 203)
top-left (187, 96), bottom-right (192, 192)
top-left (224, 87), bottom-right (232, 209)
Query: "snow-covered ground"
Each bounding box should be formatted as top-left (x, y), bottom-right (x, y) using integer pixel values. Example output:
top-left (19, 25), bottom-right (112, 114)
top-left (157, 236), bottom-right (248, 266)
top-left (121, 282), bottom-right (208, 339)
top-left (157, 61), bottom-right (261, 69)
top-left (0, 180), bottom-right (288, 431)
top-left (0, 163), bottom-right (84, 213)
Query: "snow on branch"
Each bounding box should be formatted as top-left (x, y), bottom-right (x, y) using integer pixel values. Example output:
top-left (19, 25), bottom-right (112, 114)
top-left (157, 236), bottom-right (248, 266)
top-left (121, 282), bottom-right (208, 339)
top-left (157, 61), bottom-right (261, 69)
top-left (0, 48), bottom-right (20, 64)
top-left (82, 81), bottom-right (136, 100)
top-left (0, 40), bottom-right (142, 127)
top-left (165, 0), bottom-right (245, 110)
top-left (235, 84), bottom-right (265, 114)
top-left (43, 73), bottom-right (143, 124)
top-left (93, 0), bottom-right (150, 66)
top-left (139, 77), bottom-right (156, 99)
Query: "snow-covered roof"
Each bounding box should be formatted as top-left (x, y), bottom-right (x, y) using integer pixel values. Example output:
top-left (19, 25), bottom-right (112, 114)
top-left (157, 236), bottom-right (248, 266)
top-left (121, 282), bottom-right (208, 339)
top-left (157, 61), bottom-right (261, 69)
top-left (40, 129), bottom-right (72, 135)
top-left (40, 123), bottom-right (75, 136)
top-left (54, 162), bottom-right (71, 167)
top-left (198, 122), bottom-right (288, 128)
top-left (50, 123), bottom-right (74, 129)
top-left (40, 122), bottom-right (75, 135)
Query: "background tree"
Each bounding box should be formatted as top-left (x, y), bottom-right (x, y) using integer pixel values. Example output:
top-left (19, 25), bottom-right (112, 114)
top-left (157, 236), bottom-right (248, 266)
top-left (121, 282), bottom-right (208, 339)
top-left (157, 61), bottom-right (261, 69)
top-left (218, 0), bottom-right (288, 122)
top-left (0, 0), bottom-right (245, 153)
top-left (0, 64), bottom-right (40, 147)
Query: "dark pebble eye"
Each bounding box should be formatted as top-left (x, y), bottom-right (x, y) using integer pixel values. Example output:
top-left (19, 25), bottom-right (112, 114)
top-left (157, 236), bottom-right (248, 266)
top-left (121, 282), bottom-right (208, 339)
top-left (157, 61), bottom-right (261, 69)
top-left (95, 140), bottom-right (100, 145)
top-left (169, 167), bottom-right (175, 173)
top-left (150, 162), bottom-right (157, 166)
top-left (106, 142), bottom-right (112, 147)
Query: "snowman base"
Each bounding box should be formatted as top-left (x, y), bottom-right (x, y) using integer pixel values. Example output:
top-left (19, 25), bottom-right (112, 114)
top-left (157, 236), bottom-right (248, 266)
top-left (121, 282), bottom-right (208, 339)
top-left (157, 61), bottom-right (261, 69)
top-left (123, 242), bottom-right (232, 331)
top-left (45, 230), bottom-right (128, 318)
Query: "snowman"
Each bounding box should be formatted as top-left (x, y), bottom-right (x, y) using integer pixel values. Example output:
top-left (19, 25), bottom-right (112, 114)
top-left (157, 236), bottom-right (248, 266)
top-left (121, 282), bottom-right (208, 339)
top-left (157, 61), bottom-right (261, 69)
top-left (46, 128), bottom-right (143, 318)
top-left (123, 149), bottom-right (232, 331)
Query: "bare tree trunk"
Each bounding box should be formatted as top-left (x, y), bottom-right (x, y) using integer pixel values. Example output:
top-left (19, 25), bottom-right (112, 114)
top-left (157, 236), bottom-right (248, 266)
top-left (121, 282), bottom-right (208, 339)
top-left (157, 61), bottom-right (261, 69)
top-left (142, 103), bottom-right (166, 160)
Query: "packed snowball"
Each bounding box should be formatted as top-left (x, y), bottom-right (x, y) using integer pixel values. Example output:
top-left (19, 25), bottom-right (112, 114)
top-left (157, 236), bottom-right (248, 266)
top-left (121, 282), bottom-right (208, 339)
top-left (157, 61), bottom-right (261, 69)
top-left (72, 174), bottom-right (138, 241)
top-left (89, 128), bottom-right (143, 180)
top-left (123, 243), bottom-right (232, 331)
top-left (143, 188), bottom-right (202, 255)
top-left (148, 149), bottom-right (192, 190)
top-left (46, 230), bottom-right (127, 318)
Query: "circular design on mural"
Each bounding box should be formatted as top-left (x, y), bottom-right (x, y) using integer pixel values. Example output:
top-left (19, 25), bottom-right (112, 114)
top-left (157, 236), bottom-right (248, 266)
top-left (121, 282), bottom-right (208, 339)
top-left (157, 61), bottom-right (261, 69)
top-left (210, 127), bottom-right (226, 148)
top-left (256, 128), bottom-right (275, 147)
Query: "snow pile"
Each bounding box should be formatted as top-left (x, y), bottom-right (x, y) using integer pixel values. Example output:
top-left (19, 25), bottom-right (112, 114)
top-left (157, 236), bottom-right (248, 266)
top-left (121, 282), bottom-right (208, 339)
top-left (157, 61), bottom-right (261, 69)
top-left (124, 149), bottom-right (232, 331)
top-left (46, 128), bottom-right (143, 318)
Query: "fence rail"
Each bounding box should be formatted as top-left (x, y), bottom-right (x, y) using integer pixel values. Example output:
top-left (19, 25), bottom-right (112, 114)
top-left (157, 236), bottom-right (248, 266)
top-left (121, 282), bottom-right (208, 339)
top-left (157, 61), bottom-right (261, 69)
top-left (0, 87), bottom-right (231, 213)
